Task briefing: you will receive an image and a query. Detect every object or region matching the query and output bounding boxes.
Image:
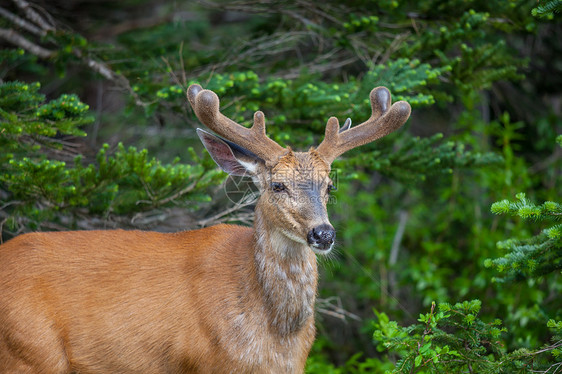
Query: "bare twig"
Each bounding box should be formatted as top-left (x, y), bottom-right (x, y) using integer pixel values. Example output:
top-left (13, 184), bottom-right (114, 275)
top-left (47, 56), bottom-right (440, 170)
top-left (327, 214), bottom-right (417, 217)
top-left (295, 0), bottom-right (343, 25)
top-left (78, 51), bottom-right (150, 108)
top-left (0, 6), bottom-right (45, 36)
top-left (387, 210), bottom-right (408, 302)
top-left (196, 195), bottom-right (256, 227)
top-left (380, 31), bottom-right (411, 64)
top-left (316, 296), bottom-right (361, 322)
top-left (281, 9), bottom-right (321, 31)
top-left (12, 0), bottom-right (54, 32)
top-left (139, 177), bottom-right (202, 207)
top-left (161, 56), bottom-right (185, 89)
top-left (389, 211), bottom-right (409, 265)
top-left (207, 31), bottom-right (310, 73)
top-left (82, 55), bottom-right (115, 81)
top-left (0, 27), bottom-right (53, 58)
top-left (91, 13), bottom-right (174, 40)
top-left (179, 42), bottom-right (187, 88)
top-left (280, 49), bottom-right (358, 79)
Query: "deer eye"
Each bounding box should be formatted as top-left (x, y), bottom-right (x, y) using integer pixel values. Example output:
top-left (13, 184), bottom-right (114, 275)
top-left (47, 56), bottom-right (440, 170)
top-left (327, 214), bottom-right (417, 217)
top-left (271, 182), bottom-right (287, 193)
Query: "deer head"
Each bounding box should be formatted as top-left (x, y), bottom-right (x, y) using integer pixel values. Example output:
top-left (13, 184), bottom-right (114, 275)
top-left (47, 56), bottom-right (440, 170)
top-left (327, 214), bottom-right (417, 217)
top-left (187, 84), bottom-right (411, 254)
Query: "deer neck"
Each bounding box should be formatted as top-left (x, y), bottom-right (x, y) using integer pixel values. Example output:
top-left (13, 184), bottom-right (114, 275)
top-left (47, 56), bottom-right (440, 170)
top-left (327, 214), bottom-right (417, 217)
top-left (253, 209), bottom-right (318, 337)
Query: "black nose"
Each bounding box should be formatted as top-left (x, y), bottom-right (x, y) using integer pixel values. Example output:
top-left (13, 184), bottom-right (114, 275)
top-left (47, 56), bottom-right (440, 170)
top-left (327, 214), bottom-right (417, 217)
top-left (307, 224), bottom-right (336, 250)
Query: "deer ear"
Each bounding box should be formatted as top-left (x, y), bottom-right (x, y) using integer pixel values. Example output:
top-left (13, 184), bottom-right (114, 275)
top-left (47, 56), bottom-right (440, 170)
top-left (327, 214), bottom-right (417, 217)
top-left (197, 128), bottom-right (263, 176)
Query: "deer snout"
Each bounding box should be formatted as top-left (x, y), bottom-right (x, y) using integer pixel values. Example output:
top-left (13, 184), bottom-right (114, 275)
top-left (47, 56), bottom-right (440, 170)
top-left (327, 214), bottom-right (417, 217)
top-left (307, 224), bottom-right (335, 253)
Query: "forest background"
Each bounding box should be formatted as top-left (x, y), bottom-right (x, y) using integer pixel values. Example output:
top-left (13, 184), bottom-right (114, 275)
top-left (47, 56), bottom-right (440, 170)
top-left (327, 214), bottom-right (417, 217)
top-left (1, 0), bottom-right (561, 372)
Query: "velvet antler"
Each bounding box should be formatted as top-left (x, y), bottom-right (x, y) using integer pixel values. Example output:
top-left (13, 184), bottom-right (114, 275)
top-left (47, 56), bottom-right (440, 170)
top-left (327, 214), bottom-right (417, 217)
top-left (187, 84), bottom-right (287, 166)
top-left (315, 87), bottom-right (411, 164)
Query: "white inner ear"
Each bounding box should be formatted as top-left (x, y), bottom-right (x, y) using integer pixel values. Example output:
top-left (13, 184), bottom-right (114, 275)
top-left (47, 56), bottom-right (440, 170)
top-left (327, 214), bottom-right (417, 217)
top-left (237, 158), bottom-right (258, 174)
top-left (236, 157), bottom-right (263, 187)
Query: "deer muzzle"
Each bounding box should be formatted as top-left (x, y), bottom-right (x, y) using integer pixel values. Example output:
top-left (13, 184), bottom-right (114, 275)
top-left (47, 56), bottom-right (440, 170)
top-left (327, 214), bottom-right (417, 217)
top-left (307, 224), bottom-right (335, 253)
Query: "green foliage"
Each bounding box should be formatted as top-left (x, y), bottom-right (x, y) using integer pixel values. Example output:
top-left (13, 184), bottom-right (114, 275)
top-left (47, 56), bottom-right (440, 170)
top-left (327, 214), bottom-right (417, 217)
top-left (361, 59), bottom-right (451, 107)
top-left (486, 192), bottom-right (562, 280)
top-left (375, 300), bottom-right (497, 373)
top-left (306, 352), bottom-right (392, 374)
top-left (0, 81), bottom-right (90, 155)
top-left (491, 193), bottom-right (562, 220)
top-left (1, 0), bottom-right (560, 372)
top-left (0, 80), bottom-right (223, 232)
top-left (370, 135), bottom-right (561, 372)
top-left (341, 133), bottom-right (503, 182)
top-left (532, 0), bottom-right (562, 18)
top-left (402, 8), bottom-right (527, 93)
top-left (183, 58), bottom-right (445, 124)
top-left (374, 300), bottom-right (561, 373)
top-left (1, 143), bottom-right (221, 224)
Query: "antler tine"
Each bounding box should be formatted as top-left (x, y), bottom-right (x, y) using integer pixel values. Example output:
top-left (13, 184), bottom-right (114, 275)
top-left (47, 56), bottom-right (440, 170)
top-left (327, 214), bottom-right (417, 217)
top-left (316, 87), bottom-right (411, 164)
top-left (187, 84), bottom-right (287, 165)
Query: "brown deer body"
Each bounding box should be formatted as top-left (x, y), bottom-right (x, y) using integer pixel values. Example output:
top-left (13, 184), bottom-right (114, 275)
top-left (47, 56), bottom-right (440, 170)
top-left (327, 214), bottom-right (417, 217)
top-left (0, 84), bottom-right (410, 373)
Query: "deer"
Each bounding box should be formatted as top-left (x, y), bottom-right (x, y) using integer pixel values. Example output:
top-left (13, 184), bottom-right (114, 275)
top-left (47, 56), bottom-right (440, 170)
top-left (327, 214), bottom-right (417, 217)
top-left (0, 84), bottom-right (410, 373)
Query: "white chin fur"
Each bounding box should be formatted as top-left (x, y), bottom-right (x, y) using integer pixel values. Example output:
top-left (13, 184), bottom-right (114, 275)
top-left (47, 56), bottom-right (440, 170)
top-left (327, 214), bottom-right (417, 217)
top-left (310, 243), bottom-right (333, 255)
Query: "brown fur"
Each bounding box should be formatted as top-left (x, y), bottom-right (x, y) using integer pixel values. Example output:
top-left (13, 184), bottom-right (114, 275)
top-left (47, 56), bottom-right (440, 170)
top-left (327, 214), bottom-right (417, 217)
top-left (0, 226), bottom-right (316, 373)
